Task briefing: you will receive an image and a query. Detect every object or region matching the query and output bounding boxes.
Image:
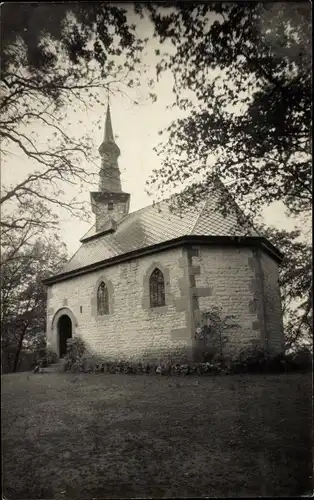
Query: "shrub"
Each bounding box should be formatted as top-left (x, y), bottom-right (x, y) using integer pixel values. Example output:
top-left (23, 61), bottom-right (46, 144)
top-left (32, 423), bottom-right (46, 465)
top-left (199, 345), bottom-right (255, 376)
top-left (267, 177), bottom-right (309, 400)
top-left (290, 347), bottom-right (313, 371)
top-left (196, 306), bottom-right (239, 360)
top-left (59, 358), bottom-right (70, 372)
top-left (229, 345), bottom-right (273, 373)
top-left (66, 337), bottom-right (86, 359)
top-left (228, 344), bottom-right (313, 374)
top-left (44, 348), bottom-right (58, 366)
top-left (62, 336), bottom-right (88, 371)
top-left (202, 351), bottom-right (215, 362)
top-left (60, 342), bottom-right (311, 376)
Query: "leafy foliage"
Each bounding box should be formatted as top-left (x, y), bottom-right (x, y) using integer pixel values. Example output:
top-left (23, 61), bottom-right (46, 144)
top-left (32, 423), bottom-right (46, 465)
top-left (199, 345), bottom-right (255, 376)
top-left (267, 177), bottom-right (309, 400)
top-left (232, 344), bottom-right (312, 373)
top-left (259, 224), bottom-right (312, 350)
top-left (145, 3), bottom-right (312, 351)
top-left (1, 3), bottom-right (143, 75)
top-left (61, 336), bottom-right (88, 372)
top-left (195, 305), bottom-right (238, 360)
top-left (147, 3), bottom-right (311, 218)
top-left (1, 3), bottom-right (145, 229)
top-left (1, 226), bottom-right (67, 372)
top-left (60, 349), bottom-right (312, 376)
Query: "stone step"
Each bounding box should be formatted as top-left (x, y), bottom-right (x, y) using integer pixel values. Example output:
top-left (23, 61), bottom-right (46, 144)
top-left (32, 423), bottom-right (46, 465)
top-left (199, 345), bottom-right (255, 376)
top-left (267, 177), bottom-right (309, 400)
top-left (43, 361), bottom-right (63, 373)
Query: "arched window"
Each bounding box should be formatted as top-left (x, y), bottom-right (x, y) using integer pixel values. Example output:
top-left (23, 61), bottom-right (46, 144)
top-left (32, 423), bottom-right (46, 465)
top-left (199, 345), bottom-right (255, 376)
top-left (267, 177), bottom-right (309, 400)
top-left (149, 268), bottom-right (165, 308)
top-left (97, 281), bottom-right (109, 315)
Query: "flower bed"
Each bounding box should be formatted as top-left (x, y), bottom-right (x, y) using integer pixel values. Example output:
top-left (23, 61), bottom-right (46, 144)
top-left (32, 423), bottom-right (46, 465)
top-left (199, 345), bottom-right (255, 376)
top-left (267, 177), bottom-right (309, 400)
top-left (59, 336), bottom-right (312, 375)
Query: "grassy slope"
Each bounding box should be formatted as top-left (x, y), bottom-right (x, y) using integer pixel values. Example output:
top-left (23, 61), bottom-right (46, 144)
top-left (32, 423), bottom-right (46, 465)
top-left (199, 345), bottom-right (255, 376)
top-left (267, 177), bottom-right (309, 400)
top-left (1, 371), bottom-right (312, 499)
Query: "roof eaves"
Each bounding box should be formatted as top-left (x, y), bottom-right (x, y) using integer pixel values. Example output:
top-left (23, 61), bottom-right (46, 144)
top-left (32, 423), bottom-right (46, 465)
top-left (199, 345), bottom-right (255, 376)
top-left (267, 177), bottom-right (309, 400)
top-left (43, 235), bottom-right (189, 285)
top-left (42, 234), bottom-right (282, 286)
top-left (80, 224), bottom-right (95, 242)
top-left (81, 226), bottom-right (116, 243)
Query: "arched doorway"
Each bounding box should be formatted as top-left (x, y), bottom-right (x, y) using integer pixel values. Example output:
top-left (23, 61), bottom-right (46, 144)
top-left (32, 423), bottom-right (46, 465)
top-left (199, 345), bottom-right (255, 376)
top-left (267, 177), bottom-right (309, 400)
top-left (58, 315), bottom-right (72, 358)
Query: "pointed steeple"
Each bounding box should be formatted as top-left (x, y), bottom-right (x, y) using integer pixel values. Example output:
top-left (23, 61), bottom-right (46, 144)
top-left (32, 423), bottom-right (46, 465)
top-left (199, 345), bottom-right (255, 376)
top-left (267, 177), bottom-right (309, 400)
top-left (98, 102), bottom-right (120, 160)
top-left (104, 102), bottom-right (114, 142)
top-left (90, 102), bottom-right (130, 233)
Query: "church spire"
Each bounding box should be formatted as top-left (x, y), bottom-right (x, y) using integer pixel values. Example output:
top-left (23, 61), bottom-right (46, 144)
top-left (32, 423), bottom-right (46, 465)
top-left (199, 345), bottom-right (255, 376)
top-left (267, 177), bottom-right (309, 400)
top-left (98, 102), bottom-right (120, 158)
top-left (90, 101), bottom-right (130, 233)
top-left (98, 102), bottom-right (121, 192)
top-left (104, 102), bottom-right (114, 142)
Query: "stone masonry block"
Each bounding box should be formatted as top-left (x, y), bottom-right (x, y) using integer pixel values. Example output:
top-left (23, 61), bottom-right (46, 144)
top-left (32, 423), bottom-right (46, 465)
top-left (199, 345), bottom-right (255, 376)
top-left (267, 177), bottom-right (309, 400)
top-left (193, 287), bottom-right (213, 298)
top-left (187, 247), bottom-right (200, 258)
top-left (177, 277), bottom-right (186, 292)
top-left (190, 265), bottom-right (201, 275)
top-left (90, 296), bottom-right (97, 317)
top-left (193, 310), bottom-right (202, 323)
top-left (192, 296), bottom-right (199, 310)
top-left (252, 319), bottom-right (261, 331)
top-left (170, 327), bottom-right (189, 340)
top-left (189, 275), bottom-right (196, 287)
top-left (249, 278), bottom-right (259, 293)
top-left (247, 256), bottom-right (257, 271)
top-left (178, 257), bottom-right (186, 268)
top-left (248, 299), bottom-right (258, 314)
top-left (175, 297), bottom-right (188, 313)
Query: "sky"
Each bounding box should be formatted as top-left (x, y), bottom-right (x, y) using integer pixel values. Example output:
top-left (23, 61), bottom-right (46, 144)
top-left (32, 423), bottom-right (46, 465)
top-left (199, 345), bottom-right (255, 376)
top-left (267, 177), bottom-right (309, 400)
top-left (1, 4), bottom-right (304, 257)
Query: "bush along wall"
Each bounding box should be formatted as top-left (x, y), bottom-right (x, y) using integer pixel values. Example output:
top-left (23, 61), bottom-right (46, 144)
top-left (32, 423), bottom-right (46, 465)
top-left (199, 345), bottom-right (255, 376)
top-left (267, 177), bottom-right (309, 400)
top-left (60, 337), bottom-right (312, 376)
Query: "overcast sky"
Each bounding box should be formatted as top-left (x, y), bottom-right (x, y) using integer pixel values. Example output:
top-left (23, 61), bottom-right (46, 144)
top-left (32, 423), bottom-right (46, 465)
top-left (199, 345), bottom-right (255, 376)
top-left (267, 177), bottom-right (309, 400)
top-left (2, 5), bottom-right (301, 257)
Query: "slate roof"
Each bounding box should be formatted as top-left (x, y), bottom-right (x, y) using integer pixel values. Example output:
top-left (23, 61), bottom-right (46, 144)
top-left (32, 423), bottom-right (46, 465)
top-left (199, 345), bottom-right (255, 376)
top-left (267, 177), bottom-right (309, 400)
top-left (62, 183), bottom-right (260, 274)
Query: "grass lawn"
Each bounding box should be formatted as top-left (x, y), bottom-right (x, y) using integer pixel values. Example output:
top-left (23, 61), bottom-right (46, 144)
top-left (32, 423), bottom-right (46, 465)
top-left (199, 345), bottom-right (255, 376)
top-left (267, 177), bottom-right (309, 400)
top-left (1, 370), bottom-right (312, 498)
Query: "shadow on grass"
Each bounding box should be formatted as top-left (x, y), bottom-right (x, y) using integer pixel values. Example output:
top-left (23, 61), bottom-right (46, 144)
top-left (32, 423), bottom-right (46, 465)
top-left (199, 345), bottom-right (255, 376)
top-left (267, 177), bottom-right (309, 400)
top-left (1, 372), bottom-right (312, 498)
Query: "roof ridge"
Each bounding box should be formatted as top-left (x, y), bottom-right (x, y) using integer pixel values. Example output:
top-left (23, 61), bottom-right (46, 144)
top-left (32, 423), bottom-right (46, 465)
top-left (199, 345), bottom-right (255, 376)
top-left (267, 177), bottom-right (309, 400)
top-left (190, 198), bottom-right (209, 234)
top-left (114, 197), bottom-right (175, 229)
top-left (214, 177), bottom-right (261, 235)
top-left (128, 192), bottom-right (182, 216)
top-left (82, 193), bottom-right (184, 239)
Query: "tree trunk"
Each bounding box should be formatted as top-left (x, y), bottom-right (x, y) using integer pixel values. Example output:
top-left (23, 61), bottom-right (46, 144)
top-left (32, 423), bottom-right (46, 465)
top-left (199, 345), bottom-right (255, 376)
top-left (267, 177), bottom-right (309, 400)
top-left (12, 326), bottom-right (27, 372)
top-left (3, 350), bottom-right (13, 373)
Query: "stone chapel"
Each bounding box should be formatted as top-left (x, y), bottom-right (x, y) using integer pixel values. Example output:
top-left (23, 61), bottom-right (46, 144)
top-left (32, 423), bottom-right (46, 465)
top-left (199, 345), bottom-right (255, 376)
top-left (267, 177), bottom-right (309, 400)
top-left (44, 104), bottom-right (285, 362)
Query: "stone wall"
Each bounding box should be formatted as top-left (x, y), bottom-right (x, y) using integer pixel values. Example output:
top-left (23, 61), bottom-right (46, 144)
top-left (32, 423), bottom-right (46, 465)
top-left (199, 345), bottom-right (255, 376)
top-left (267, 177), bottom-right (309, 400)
top-left (46, 243), bottom-right (285, 362)
top-left (189, 246), bottom-right (265, 356)
top-left (46, 247), bottom-right (192, 362)
top-left (260, 250), bottom-right (285, 353)
top-left (93, 199), bottom-right (127, 232)
top-left (90, 191), bottom-right (130, 232)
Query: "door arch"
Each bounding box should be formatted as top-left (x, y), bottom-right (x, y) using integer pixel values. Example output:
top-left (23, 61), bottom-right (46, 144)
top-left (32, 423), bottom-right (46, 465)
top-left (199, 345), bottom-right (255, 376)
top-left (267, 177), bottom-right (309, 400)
top-left (58, 314), bottom-right (72, 358)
